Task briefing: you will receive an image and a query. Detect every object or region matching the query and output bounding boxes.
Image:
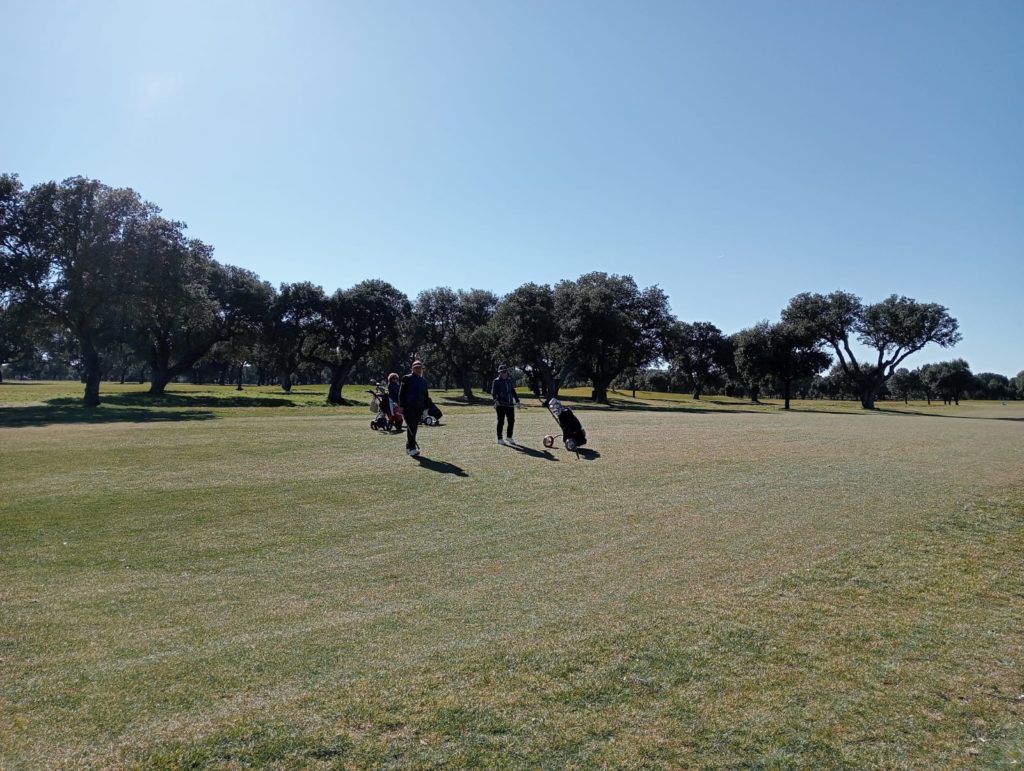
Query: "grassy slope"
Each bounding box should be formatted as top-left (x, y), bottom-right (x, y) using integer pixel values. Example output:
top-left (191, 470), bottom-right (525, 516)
top-left (2, 383), bottom-right (1022, 768)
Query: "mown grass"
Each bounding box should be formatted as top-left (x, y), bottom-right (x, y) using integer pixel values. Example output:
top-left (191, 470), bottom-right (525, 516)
top-left (2, 382), bottom-right (1022, 768)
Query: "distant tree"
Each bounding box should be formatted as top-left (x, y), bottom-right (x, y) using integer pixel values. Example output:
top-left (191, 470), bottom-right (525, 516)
top-left (732, 323), bottom-right (772, 403)
top-left (733, 321), bottom-right (830, 409)
top-left (927, 359), bottom-right (975, 405)
top-left (667, 321), bottom-right (732, 400)
top-left (889, 368), bottom-right (924, 404)
top-left (301, 280), bottom-right (410, 404)
top-left (1014, 370), bottom-right (1024, 400)
top-left (783, 291), bottom-right (961, 409)
top-left (916, 364), bottom-right (939, 405)
top-left (405, 284), bottom-right (497, 391)
top-left (409, 287), bottom-right (460, 390)
top-left (811, 363), bottom-right (860, 400)
top-left (262, 282), bottom-right (328, 392)
top-left (970, 372), bottom-right (1011, 400)
top-left (451, 289), bottom-right (499, 401)
top-left (491, 283), bottom-right (564, 397)
top-left (554, 273), bottom-right (673, 403)
top-left (0, 297), bottom-right (37, 382)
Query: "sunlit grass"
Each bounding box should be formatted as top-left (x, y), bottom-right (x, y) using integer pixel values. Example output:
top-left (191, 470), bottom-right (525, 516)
top-left (2, 384), bottom-right (1022, 767)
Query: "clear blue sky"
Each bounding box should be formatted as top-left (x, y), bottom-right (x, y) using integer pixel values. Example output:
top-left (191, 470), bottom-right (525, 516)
top-left (2, 0), bottom-right (1021, 375)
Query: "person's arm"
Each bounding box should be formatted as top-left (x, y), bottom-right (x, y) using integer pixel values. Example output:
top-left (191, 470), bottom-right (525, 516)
top-left (491, 379), bottom-right (499, 404)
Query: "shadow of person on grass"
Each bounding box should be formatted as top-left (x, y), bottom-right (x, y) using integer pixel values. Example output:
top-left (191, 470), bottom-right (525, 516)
top-left (507, 443), bottom-right (558, 461)
top-left (414, 456), bottom-right (469, 476)
top-left (574, 448), bottom-right (601, 460)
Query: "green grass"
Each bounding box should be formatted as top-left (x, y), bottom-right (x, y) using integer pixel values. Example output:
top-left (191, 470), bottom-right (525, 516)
top-left (2, 382), bottom-right (1023, 768)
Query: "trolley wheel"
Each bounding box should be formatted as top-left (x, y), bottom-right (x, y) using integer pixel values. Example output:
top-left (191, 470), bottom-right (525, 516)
top-left (543, 435), bottom-right (555, 448)
top-left (371, 421), bottom-right (379, 430)
top-left (564, 438), bottom-right (577, 451)
top-left (423, 416), bottom-right (437, 427)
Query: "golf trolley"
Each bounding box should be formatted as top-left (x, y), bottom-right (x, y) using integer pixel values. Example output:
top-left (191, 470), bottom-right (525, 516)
top-left (540, 397), bottom-right (587, 455)
top-left (367, 384), bottom-right (403, 432)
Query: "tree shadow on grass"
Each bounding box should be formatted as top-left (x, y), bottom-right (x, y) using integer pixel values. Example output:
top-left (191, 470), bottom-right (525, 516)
top-left (785, 405), bottom-right (1024, 421)
top-left (873, 407), bottom-right (1024, 422)
top-left (589, 396), bottom-right (768, 416)
top-left (413, 456), bottom-right (469, 476)
top-left (0, 404), bottom-right (216, 428)
top-left (47, 392), bottom-right (300, 409)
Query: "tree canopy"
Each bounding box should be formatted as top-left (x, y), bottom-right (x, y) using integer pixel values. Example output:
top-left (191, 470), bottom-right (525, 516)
top-left (6, 171), bottom-right (1013, 409)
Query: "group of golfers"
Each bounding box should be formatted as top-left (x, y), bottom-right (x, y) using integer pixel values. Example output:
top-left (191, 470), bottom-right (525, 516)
top-left (394, 360), bottom-right (520, 457)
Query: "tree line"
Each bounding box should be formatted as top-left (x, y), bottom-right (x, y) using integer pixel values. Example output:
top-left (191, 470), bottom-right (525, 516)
top-left (2, 174), bottom-right (1019, 408)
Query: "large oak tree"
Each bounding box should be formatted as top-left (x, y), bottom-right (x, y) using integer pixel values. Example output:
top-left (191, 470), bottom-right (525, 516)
top-left (1, 175), bottom-right (154, 405)
top-left (783, 291), bottom-right (960, 409)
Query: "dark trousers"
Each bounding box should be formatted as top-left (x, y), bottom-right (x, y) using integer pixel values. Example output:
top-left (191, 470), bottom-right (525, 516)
top-left (495, 405), bottom-right (515, 439)
top-left (405, 409), bottom-right (421, 450)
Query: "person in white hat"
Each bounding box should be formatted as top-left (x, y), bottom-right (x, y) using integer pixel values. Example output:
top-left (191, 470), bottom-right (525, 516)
top-left (399, 360), bottom-right (429, 456)
top-left (491, 363), bottom-right (521, 445)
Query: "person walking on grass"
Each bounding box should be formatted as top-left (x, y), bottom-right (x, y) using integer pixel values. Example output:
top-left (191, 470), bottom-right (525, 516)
top-left (492, 363), bottom-right (521, 445)
top-left (399, 360), bottom-right (429, 457)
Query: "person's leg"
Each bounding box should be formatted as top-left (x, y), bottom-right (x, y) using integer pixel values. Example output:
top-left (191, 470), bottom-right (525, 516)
top-left (495, 406), bottom-right (505, 441)
top-left (505, 406), bottom-right (515, 441)
top-left (406, 411), bottom-right (419, 451)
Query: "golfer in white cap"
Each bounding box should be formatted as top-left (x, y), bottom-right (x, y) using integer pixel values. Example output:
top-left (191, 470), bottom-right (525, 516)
top-left (399, 360), bottom-right (429, 456)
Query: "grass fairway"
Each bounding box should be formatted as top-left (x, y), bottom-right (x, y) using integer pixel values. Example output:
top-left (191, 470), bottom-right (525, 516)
top-left (2, 383), bottom-right (1023, 768)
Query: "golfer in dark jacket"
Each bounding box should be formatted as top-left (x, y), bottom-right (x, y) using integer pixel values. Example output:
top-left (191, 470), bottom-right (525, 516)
top-left (491, 364), bottom-right (521, 445)
top-left (399, 360), bottom-right (429, 456)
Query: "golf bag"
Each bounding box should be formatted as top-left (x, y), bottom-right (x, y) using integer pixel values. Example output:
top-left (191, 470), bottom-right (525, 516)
top-left (541, 397), bottom-right (587, 451)
top-left (557, 406), bottom-right (586, 448)
top-left (422, 399), bottom-right (443, 427)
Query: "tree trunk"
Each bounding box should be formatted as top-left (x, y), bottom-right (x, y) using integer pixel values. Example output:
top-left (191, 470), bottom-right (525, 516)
top-left (783, 378), bottom-right (792, 410)
top-left (236, 365), bottom-right (244, 391)
top-left (860, 390), bottom-right (877, 409)
top-left (591, 379), bottom-right (611, 404)
top-left (149, 365), bottom-right (171, 396)
top-left (327, 368), bottom-right (345, 404)
top-left (81, 340), bottom-right (102, 407)
top-left (532, 364), bottom-right (559, 399)
top-left (280, 370), bottom-right (292, 392)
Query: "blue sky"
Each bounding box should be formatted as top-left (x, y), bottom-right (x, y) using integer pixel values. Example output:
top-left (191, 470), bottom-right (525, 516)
top-left (2, 0), bottom-right (1021, 375)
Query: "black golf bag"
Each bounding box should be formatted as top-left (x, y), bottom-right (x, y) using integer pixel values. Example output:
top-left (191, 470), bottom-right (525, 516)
top-left (558, 407), bottom-right (587, 448)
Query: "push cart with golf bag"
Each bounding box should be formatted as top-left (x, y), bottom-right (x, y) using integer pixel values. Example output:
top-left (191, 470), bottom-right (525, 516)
top-left (421, 398), bottom-right (443, 426)
top-left (540, 397), bottom-right (587, 456)
top-left (367, 383), bottom-right (404, 432)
